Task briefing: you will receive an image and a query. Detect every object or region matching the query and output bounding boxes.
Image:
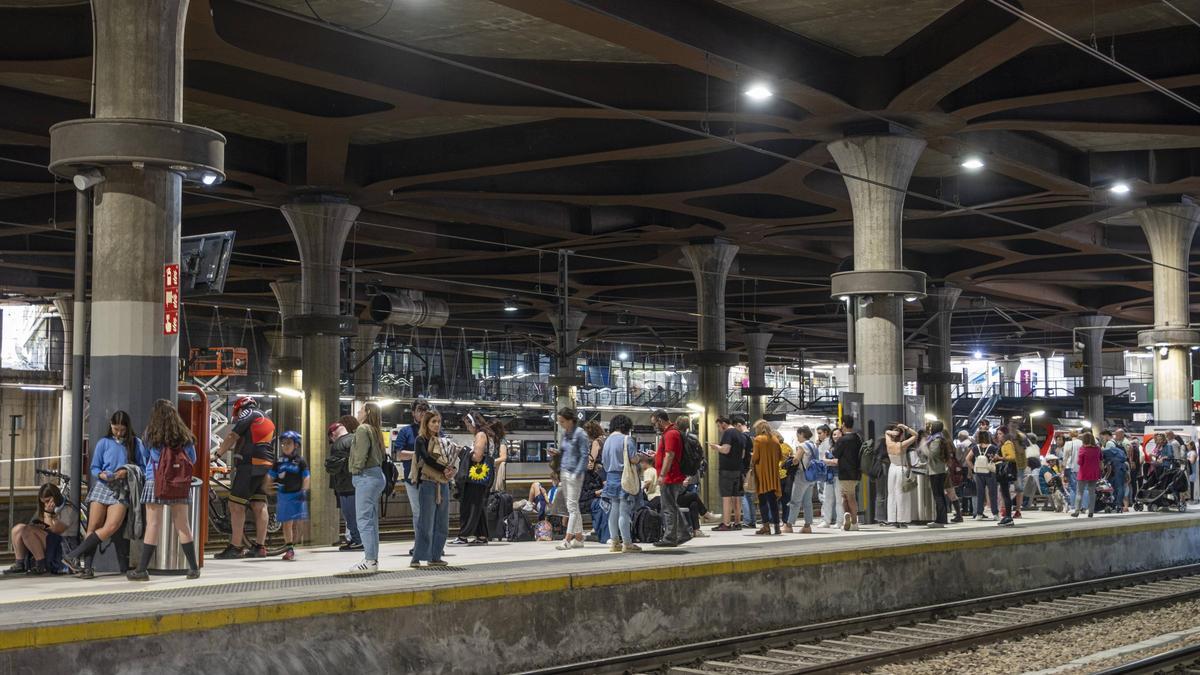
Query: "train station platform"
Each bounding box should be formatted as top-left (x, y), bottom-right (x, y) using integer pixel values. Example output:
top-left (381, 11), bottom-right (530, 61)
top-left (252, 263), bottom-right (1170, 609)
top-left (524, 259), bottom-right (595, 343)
top-left (2, 508), bottom-right (1200, 674)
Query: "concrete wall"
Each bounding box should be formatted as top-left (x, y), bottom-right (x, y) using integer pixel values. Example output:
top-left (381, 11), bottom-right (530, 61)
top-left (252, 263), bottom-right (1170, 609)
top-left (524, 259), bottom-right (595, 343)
top-left (3, 520), bottom-right (1199, 674)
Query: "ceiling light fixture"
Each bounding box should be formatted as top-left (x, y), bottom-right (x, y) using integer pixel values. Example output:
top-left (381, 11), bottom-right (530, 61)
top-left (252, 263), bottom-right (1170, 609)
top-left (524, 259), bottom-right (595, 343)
top-left (617, 351), bottom-right (630, 361)
top-left (201, 172), bottom-right (219, 186)
top-left (973, 350), bottom-right (983, 359)
top-left (743, 82), bottom-right (773, 101)
top-left (503, 295), bottom-right (519, 312)
top-left (72, 169), bottom-right (104, 191)
top-left (960, 156), bottom-right (985, 171)
top-left (275, 386), bottom-right (303, 398)
top-left (904, 295), bottom-right (919, 303)
top-left (1109, 182), bottom-right (1131, 194)
top-left (686, 402), bottom-right (705, 413)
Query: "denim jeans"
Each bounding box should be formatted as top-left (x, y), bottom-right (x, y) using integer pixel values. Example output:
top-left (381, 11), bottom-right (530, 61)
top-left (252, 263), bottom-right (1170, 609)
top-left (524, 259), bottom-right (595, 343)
top-left (338, 493), bottom-right (360, 545)
top-left (974, 473), bottom-right (998, 517)
top-left (561, 471), bottom-right (584, 536)
top-left (608, 491), bottom-right (635, 545)
top-left (1076, 479), bottom-right (1098, 514)
top-left (1064, 469), bottom-right (1077, 506)
top-left (352, 467), bottom-right (385, 561)
top-left (403, 479), bottom-right (421, 526)
top-left (742, 493), bottom-right (758, 526)
top-left (590, 498), bottom-right (609, 542)
top-left (413, 480), bottom-right (450, 563)
top-left (1112, 467), bottom-right (1127, 507)
top-left (660, 483), bottom-right (688, 544)
top-left (788, 478), bottom-right (816, 526)
top-left (822, 479), bottom-right (840, 524)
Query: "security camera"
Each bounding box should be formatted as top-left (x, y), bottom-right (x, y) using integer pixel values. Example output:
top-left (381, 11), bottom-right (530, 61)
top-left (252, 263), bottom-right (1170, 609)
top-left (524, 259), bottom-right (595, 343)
top-left (72, 169), bottom-right (104, 191)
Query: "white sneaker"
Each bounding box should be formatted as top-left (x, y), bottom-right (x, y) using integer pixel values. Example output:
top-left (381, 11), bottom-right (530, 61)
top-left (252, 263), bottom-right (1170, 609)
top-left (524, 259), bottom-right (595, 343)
top-left (841, 513), bottom-right (852, 531)
top-left (555, 541), bottom-right (573, 551)
top-left (692, 529), bottom-right (709, 538)
top-left (850, 522), bottom-right (860, 531)
top-left (818, 520), bottom-right (832, 529)
top-left (345, 559), bottom-right (378, 575)
top-left (571, 539), bottom-right (585, 549)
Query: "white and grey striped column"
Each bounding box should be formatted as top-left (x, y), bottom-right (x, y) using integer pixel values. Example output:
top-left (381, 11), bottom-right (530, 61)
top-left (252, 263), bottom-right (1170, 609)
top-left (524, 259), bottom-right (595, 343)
top-left (922, 285), bottom-right (961, 429)
top-left (280, 199), bottom-right (359, 544)
top-left (268, 278), bottom-right (303, 434)
top-left (827, 134), bottom-right (927, 439)
top-left (1134, 203), bottom-right (1200, 426)
top-left (88, 0), bottom-right (187, 441)
top-left (743, 332), bottom-right (772, 422)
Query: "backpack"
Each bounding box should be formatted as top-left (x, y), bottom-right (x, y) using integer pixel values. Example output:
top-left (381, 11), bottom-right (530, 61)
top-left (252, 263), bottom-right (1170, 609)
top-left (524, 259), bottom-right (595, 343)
top-left (155, 446), bottom-right (194, 501)
top-left (947, 445), bottom-right (964, 487)
top-left (380, 455), bottom-right (399, 498)
top-left (633, 506), bottom-right (662, 543)
top-left (680, 432), bottom-right (704, 477)
top-left (486, 491), bottom-right (514, 540)
top-left (862, 437), bottom-right (883, 479)
top-left (802, 441), bottom-right (824, 482)
top-left (503, 510), bottom-right (534, 542)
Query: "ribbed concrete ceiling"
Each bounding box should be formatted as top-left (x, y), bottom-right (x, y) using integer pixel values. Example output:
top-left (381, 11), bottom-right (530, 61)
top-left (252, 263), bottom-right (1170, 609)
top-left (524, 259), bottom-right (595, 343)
top-left (0, 0), bottom-right (1198, 362)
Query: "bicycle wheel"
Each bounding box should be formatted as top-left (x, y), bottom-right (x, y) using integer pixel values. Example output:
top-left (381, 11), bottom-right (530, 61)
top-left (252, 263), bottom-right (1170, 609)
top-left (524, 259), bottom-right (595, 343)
top-left (209, 489), bottom-right (231, 533)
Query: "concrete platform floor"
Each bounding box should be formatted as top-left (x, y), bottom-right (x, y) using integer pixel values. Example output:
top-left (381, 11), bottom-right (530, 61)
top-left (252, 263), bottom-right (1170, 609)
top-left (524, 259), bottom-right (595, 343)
top-left (2, 506), bottom-right (1196, 626)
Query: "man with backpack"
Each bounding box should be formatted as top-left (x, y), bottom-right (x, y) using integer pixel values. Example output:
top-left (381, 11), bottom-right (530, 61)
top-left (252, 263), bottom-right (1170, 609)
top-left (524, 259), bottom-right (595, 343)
top-left (651, 410), bottom-right (689, 547)
top-left (828, 415), bottom-right (863, 531)
top-left (214, 396), bottom-right (275, 559)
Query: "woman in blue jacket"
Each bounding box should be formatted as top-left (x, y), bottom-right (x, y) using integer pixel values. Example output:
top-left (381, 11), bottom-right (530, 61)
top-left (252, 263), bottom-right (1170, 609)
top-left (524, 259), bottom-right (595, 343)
top-left (64, 410), bottom-right (143, 578)
top-left (128, 399), bottom-right (199, 581)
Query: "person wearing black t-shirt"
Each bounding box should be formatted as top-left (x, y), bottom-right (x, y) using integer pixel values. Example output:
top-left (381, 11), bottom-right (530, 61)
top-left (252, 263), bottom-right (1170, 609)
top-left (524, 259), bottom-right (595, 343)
top-left (708, 416), bottom-right (745, 531)
top-left (829, 415), bottom-right (863, 531)
top-left (734, 417), bottom-right (757, 527)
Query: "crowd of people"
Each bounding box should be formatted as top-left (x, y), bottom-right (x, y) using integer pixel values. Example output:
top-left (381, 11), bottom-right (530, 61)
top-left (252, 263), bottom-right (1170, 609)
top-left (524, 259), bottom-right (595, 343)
top-left (8, 393), bottom-right (1195, 579)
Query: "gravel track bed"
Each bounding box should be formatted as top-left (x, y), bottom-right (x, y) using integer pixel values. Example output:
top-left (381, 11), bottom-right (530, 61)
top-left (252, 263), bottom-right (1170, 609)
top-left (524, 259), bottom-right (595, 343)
top-left (868, 597), bottom-right (1200, 675)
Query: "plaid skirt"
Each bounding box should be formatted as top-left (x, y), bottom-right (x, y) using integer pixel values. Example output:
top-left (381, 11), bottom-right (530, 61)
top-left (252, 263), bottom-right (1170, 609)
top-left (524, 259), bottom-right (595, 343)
top-left (87, 479), bottom-right (124, 506)
top-left (142, 474), bottom-right (189, 505)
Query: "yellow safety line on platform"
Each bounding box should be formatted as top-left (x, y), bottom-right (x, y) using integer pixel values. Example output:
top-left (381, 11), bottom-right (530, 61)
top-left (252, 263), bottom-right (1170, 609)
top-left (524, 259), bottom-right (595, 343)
top-left (1, 517), bottom-right (1195, 652)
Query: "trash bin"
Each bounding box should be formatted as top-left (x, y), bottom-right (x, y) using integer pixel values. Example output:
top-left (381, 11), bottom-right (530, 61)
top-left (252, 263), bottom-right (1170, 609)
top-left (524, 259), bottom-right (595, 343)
top-left (150, 477), bottom-right (203, 574)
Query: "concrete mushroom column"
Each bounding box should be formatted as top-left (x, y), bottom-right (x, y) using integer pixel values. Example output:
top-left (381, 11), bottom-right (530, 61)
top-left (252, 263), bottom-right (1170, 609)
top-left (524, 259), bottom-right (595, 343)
top-left (281, 198), bottom-right (359, 544)
top-left (1134, 202), bottom-right (1200, 426)
top-left (86, 0), bottom-right (189, 443)
top-left (268, 278), bottom-right (303, 434)
top-left (827, 132), bottom-right (927, 441)
top-left (920, 285), bottom-right (961, 429)
top-left (1075, 315), bottom-right (1112, 427)
top-left (743, 332), bottom-right (773, 422)
top-left (683, 242), bottom-right (739, 504)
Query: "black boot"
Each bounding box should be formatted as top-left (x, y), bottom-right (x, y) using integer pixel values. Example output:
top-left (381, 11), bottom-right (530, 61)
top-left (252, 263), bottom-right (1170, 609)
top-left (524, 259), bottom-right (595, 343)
top-left (64, 533), bottom-right (102, 573)
top-left (127, 544), bottom-right (156, 581)
top-left (181, 541), bottom-right (200, 579)
top-left (951, 500), bottom-right (964, 523)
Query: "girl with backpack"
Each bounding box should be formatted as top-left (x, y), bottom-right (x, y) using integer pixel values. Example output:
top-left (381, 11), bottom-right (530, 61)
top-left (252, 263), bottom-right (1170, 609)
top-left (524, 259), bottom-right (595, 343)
top-left (128, 399), bottom-right (199, 581)
top-left (787, 426), bottom-right (821, 534)
top-left (968, 431), bottom-right (1000, 521)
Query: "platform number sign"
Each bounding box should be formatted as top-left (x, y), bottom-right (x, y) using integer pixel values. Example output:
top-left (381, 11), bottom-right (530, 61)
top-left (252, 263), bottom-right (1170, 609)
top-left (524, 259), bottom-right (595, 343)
top-left (163, 263), bottom-right (180, 335)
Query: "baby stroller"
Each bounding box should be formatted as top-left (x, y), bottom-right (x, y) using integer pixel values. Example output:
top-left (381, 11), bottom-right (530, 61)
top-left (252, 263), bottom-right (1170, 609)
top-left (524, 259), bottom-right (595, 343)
top-left (1093, 478), bottom-right (1117, 514)
top-left (1134, 458), bottom-right (1190, 513)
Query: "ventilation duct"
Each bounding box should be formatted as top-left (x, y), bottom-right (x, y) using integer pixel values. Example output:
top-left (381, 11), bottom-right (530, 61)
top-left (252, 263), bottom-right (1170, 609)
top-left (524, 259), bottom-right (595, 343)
top-left (367, 291), bottom-right (449, 328)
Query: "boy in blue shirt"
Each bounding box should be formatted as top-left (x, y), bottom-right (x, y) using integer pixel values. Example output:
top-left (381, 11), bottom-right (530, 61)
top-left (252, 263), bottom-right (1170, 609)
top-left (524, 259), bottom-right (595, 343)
top-left (270, 431), bottom-right (310, 561)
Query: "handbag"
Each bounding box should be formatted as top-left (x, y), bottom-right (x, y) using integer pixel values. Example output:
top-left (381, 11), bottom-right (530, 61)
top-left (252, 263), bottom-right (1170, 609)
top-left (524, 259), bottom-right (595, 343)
top-left (743, 469), bottom-right (758, 494)
top-left (620, 436), bottom-right (640, 495)
top-left (900, 446), bottom-right (919, 492)
top-left (802, 441), bottom-right (824, 482)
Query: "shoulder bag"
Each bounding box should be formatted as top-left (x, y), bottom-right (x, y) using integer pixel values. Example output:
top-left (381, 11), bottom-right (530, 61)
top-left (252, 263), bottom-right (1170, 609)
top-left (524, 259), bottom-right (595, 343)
top-left (620, 436), bottom-right (640, 495)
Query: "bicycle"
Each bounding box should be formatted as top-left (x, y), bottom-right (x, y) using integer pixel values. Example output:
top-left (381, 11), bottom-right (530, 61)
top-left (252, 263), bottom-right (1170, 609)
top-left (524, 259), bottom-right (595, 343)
top-left (208, 457), bottom-right (281, 535)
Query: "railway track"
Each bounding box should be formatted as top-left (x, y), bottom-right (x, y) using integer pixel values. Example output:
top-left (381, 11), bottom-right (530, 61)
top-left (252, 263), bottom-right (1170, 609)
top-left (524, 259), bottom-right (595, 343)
top-left (521, 564), bottom-right (1200, 675)
top-left (1094, 642), bottom-right (1200, 675)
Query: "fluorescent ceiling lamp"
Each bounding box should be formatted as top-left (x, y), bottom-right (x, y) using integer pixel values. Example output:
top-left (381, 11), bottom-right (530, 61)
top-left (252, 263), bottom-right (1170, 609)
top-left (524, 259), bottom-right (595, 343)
top-left (275, 386), bottom-right (304, 398)
top-left (499, 402), bottom-right (521, 407)
top-left (19, 385), bottom-right (57, 391)
top-left (1109, 182), bottom-right (1130, 194)
top-left (427, 399), bottom-right (451, 405)
top-left (686, 402), bottom-right (705, 413)
top-left (960, 156), bottom-right (985, 171)
top-left (743, 82), bottom-right (773, 100)
top-left (1030, 410), bottom-right (1045, 418)
top-left (924, 413), bottom-right (938, 422)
